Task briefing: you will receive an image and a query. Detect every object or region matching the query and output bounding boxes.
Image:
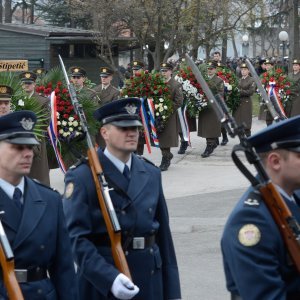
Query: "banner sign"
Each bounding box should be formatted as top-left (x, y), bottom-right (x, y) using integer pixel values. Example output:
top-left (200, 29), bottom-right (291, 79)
top-left (0, 60), bottom-right (28, 72)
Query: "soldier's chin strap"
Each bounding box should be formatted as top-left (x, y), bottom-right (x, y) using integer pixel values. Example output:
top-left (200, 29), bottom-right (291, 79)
top-left (231, 144), bottom-right (260, 187)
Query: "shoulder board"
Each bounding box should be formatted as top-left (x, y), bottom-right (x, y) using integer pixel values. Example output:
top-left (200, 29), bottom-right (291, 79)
top-left (243, 190), bottom-right (261, 208)
top-left (33, 179), bottom-right (60, 194)
top-left (136, 155), bottom-right (157, 168)
top-left (69, 156), bottom-right (88, 170)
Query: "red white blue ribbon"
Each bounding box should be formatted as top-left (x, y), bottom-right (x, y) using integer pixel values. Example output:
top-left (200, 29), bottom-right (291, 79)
top-left (147, 98), bottom-right (160, 147)
top-left (47, 91), bottom-right (67, 173)
top-left (268, 83), bottom-right (287, 119)
top-left (140, 98), bottom-right (152, 153)
top-left (178, 104), bottom-right (190, 144)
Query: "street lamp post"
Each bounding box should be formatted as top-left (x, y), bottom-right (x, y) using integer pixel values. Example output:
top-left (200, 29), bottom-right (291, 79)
top-left (278, 31), bottom-right (289, 59)
top-left (242, 34), bottom-right (249, 57)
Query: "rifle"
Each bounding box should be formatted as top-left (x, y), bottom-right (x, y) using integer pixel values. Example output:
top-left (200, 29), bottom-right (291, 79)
top-left (185, 53), bottom-right (300, 273)
top-left (0, 216), bottom-right (24, 299)
top-left (58, 55), bottom-right (132, 279)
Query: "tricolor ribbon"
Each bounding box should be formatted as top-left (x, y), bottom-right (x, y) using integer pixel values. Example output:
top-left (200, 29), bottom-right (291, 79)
top-left (268, 83), bottom-right (287, 119)
top-left (140, 98), bottom-right (152, 153)
top-left (47, 91), bottom-right (67, 173)
top-left (177, 104), bottom-right (190, 144)
top-left (147, 98), bottom-right (160, 147)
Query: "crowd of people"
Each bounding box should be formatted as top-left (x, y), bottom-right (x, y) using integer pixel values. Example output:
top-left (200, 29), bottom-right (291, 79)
top-left (0, 50), bottom-right (300, 299)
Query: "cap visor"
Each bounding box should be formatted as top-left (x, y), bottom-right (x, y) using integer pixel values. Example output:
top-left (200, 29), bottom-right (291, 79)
top-left (6, 136), bottom-right (39, 145)
top-left (110, 120), bottom-right (143, 127)
top-left (0, 97), bottom-right (11, 101)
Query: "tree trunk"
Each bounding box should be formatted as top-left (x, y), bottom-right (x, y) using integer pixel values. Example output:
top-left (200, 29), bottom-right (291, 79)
top-left (221, 1), bottom-right (229, 63)
top-left (288, 0), bottom-right (299, 71)
top-left (0, 0), bottom-right (2, 23)
top-left (4, 0), bottom-right (12, 23)
top-left (230, 31), bottom-right (238, 58)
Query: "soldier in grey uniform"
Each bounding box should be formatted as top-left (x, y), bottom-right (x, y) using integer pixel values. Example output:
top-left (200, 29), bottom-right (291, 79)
top-left (233, 62), bottom-right (256, 137)
top-left (19, 71), bottom-right (50, 186)
top-left (286, 59), bottom-right (300, 117)
top-left (92, 67), bottom-right (120, 148)
top-left (198, 61), bottom-right (224, 158)
top-left (159, 62), bottom-right (183, 171)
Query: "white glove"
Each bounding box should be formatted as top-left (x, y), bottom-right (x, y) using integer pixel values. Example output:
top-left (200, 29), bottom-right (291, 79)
top-left (111, 273), bottom-right (139, 299)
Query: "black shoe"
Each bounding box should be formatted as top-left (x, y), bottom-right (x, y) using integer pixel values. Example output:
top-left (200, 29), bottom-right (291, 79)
top-left (201, 144), bottom-right (214, 158)
top-left (221, 137), bottom-right (228, 146)
top-left (178, 141), bottom-right (188, 154)
top-left (160, 158), bottom-right (169, 171)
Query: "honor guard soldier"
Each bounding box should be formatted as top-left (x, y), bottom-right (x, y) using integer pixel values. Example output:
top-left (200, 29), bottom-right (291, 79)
top-left (198, 61), bottom-right (224, 158)
top-left (69, 66), bottom-right (87, 92)
top-left (233, 63), bottom-right (256, 137)
top-left (62, 98), bottom-right (181, 300)
top-left (286, 59), bottom-right (300, 117)
top-left (33, 68), bottom-right (47, 84)
top-left (0, 85), bottom-right (12, 117)
top-left (0, 110), bottom-right (77, 299)
top-left (159, 62), bottom-right (183, 171)
top-left (221, 115), bottom-right (300, 300)
top-left (19, 71), bottom-right (50, 186)
top-left (92, 66), bottom-right (120, 148)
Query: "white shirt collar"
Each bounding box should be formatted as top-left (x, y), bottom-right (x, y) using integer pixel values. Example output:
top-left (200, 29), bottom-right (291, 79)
top-left (104, 148), bottom-right (132, 173)
top-left (102, 84), bottom-right (110, 90)
top-left (276, 184), bottom-right (295, 203)
top-left (0, 177), bottom-right (25, 202)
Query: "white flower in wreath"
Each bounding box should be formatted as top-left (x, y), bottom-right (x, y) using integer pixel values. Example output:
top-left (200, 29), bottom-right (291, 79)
top-left (69, 127), bottom-right (74, 132)
top-left (156, 112), bottom-right (159, 116)
top-left (162, 115), bottom-right (166, 119)
top-left (59, 129), bottom-right (64, 134)
top-left (175, 75), bottom-right (183, 83)
top-left (57, 121), bottom-right (61, 125)
top-left (159, 98), bottom-right (164, 103)
top-left (159, 107), bottom-right (164, 112)
top-left (63, 132), bottom-right (69, 137)
top-left (68, 116), bottom-right (74, 122)
top-left (164, 105), bottom-right (168, 109)
top-left (62, 120), bottom-right (67, 126)
top-left (18, 99), bottom-right (25, 106)
top-left (227, 84), bottom-right (232, 91)
top-left (155, 104), bottom-right (159, 109)
top-left (75, 132), bottom-right (81, 136)
top-left (73, 121), bottom-right (79, 127)
top-left (68, 122), bottom-right (73, 126)
top-left (78, 126), bottom-right (82, 130)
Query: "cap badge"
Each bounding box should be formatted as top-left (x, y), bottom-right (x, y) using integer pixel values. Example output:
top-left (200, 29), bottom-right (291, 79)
top-left (25, 73), bottom-right (31, 78)
top-left (0, 87), bottom-right (7, 94)
top-left (294, 60), bottom-right (297, 63)
top-left (74, 68), bottom-right (79, 73)
top-left (20, 118), bottom-right (34, 130)
top-left (162, 63), bottom-right (166, 67)
top-left (125, 104), bottom-right (137, 115)
top-left (103, 68), bottom-right (107, 73)
top-left (37, 69), bottom-right (42, 74)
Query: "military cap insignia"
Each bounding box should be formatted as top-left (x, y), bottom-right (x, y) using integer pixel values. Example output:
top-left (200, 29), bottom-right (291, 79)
top-left (162, 63), bottom-right (166, 67)
top-left (37, 69), bottom-right (42, 74)
top-left (125, 104), bottom-right (137, 115)
top-left (64, 182), bottom-right (74, 199)
top-left (102, 68), bottom-right (107, 73)
top-left (0, 86), bottom-right (7, 94)
top-left (25, 73), bottom-right (31, 78)
top-left (74, 68), bottom-right (79, 73)
top-left (20, 118), bottom-right (34, 130)
top-left (133, 61), bottom-right (138, 66)
top-left (238, 224), bottom-right (261, 247)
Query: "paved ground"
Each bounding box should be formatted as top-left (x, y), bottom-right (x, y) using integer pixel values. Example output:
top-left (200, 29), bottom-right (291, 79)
top-left (50, 117), bottom-right (266, 300)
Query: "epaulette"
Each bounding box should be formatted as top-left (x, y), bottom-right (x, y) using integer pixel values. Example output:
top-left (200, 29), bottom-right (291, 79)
top-left (136, 155), bottom-right (158, 168)
top-left (69, 156), bottom-right (88, 170)
top-left (243, 190), bottom-right (261, 208)
top-left (33, 179), bottom-right (60, 194)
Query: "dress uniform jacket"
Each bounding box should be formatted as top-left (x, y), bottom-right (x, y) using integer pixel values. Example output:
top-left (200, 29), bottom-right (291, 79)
top-left (0, 177), bottom-right (77, 299)
top-left (29, 92), bottom-right (50, 185)
top-left (158, 77), bottom-right (183, 148)
top-left (233, 76), bottom-right (256, 129)
top-left (221, 186), bottom-right (300, 300)
top-left (62, 151), bottom-right (181, 300)
top-left (92, 84), bottom-right (120, 107)
top-left (286, 72), bottom-right (300, 117)
top-left (197, 75), bottom-right (224, 138)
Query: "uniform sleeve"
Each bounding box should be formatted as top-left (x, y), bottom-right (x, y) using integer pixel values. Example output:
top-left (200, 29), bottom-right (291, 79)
top-left (62, 169), bottom-right (119, 297)
top-left (155, 171), bottom-right (181, 299)
top-left (173, 82), bottom-right (183, 110)
top-left (239, 79), bottom-right (256, 97)
top-left (48, 194), bottom-right (78, 300)
top-left (221, 206), bottom-right (287, 300)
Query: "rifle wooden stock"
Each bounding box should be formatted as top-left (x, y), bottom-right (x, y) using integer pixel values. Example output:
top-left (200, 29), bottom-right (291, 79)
top-left (259, 183), bottom-right (300, 273)
top-left (0, 229), bottom-right (23, 300)
top-left (87, 149), bottom-right (132, 279)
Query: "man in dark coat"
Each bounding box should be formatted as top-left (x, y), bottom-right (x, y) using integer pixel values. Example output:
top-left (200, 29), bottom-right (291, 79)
top-left (286, 59), bottom-right (300, 117)
top-left (63, 98), bottom-right (181, 300)
top-left (19, 71), bottom-right (50, 185)
top-left (0, 85), bottom-right (12, 117)
top-left (221, 115), bottom-right (300, 300)
top-left (0, 110), bottom-right (77, 299)
top-left (91, 67), bottom-right (120, 148)
top-left (197, 61), bottom-right (224, 158)
top-left (159, 62), bottom-right (183, 171)
top-left (233, 63), bottom-right (256, 137)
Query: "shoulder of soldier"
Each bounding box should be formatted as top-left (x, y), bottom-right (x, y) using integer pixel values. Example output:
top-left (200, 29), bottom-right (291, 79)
top-left (241, 189), bottom-right (262, 208)
top-left (68, 156), bottom-right (89, 171)
top-left (136, 155), bottom-right (159, 169)
top-left (32, 178), bottom-right (60, 195)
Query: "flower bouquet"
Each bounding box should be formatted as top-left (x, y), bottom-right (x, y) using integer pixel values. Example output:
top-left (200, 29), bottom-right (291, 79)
top-left (175, 65), bottom-right (208, 117)
top-left (216, 66), bottom-right (240, 113)
top-left (121, 70), bottom-right (173, 133)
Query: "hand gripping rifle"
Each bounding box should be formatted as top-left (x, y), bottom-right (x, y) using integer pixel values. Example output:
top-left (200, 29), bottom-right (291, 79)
top-left (0, 215), bottom-right (24, 299)
top-left (58, 56), bottom-right (132, 279)
top-left (185, 54), bottom-right (300, 273)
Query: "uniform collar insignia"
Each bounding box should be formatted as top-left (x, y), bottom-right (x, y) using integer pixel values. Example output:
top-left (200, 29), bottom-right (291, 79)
top-left (125, 104), bottom-right (137, 115)
top-left (244, 198), bottom-right (260, 206)
top-left (20, 118), bottom-right (34, 130)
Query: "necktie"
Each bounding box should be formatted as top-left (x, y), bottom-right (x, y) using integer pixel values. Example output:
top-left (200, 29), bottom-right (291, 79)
top-left (13, 188), bottom-right (23, 210)
top-left (123, 165), bottom-right (131, 182)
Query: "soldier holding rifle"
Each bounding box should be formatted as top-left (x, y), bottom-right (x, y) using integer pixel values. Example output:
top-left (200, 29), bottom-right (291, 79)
top-left (62, 98), bottom-right (181, 300)
top-left (0, 110), bottom-right (77, 299)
